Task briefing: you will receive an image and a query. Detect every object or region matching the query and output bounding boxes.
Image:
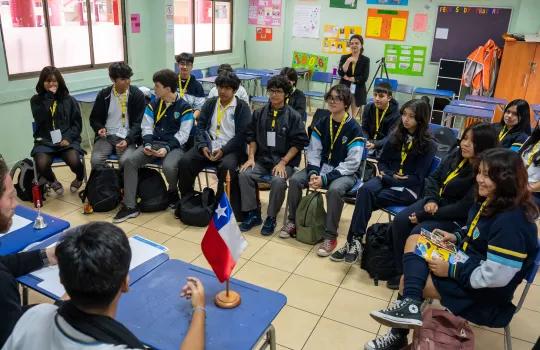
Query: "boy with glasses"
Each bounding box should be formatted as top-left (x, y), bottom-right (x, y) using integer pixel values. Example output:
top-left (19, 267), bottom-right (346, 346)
top-left (175, 53), bottom-right (206, 119)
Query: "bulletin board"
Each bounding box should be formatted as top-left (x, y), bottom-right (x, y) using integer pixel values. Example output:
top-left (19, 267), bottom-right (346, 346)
top-left (292, 51), bottom-right (329, 72)
top-left (365, 8), bottom-right (408, 41)
top-left (430, 5), bottom-right (512, 63)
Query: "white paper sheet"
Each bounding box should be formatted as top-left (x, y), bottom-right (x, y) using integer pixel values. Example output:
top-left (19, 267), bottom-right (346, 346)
top-left (292, 5), bottom-right (320, 39)
top-left (4, 215), bottom-right (32, 236)
top-left (435, 27), bottom-right (449, 40)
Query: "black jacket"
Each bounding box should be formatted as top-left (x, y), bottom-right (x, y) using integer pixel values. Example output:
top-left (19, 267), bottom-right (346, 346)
top-left (89, 85), bottom-right (146, 145)
top-left (338, 54), bottom-right (370, 105)
top-left (195, 96), bottom-right (252, 155)
top-left (362, 98), bottom-right (400, 148)
top-left (287, 88), bottom-right (306, 119)
top-left (247, 104), bottom-right (309, 169)
top-left (0, 251), bottom-right (44, 346)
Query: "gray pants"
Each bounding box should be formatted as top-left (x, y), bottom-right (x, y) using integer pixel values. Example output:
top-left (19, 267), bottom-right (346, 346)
top-left (287, 169), bottom-right (355, 240)
top-left (238, 162), bottom-right (293, 217)
top-left (123, 146), bottom-right (184, 208)
top-left (91, 136), bottom-right (135, 168)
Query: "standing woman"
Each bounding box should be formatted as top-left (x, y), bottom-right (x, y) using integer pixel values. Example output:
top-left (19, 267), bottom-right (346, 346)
top-left (338, 34), bottom-right (370, 119)
top-left (30, 66), bottom-right (84, 195)
top-left (498, 99), bottom-right (531, 149)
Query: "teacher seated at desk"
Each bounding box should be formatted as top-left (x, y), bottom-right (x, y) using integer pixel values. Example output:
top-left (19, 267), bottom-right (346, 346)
top-left (0, 158), bottom-right (58, 347)
top-left (3, 222), bottom-right (206, 350)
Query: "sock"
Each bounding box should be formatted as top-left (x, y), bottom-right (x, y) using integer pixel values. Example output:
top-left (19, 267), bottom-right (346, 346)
top-left (402, 252), bottom-right (429, 302)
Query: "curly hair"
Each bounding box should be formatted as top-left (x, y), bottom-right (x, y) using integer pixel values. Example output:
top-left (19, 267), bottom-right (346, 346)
top-left (324, 84), bottom-right (352, 110)
top-left (388, 98), bottom-right (432, 155)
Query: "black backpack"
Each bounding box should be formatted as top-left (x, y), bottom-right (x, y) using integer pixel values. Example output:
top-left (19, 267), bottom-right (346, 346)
top-left (11, 158), bottom-right (45, 203)
top-left (360, 223), bottom-right (398, 285)
top-left (175, 188), bottom-right (216, 227)
top-left (432, 127), bottom-right (458, 159)
top-left (79, 166), bottom-right (121, 212)
top-left (137, 167), bottom-right (168, 212)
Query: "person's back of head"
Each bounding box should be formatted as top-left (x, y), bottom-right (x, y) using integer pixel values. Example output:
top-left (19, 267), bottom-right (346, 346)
top-left (217, 64), bottom-right (234, 75)
top-left (56, 222), bottom-right (131, 309)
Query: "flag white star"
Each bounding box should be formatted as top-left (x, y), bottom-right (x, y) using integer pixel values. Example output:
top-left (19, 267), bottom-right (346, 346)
top-left (215, 204), bottom-right (227, 219)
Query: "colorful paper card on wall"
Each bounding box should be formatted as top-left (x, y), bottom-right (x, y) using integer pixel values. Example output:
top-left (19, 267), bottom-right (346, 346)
top-left (256, 27), bottom-right (273, 41)
top-left (322, 24), bottom-right (362, 54)
top-left (330, 0), bottom-right (358, 9)
top-left (130, 14), bottom-right (141, 33)
top-left (293, 5), bottom-right (321, 39)
top-left (366, 0), bottom-right (408, 5)
top-left (248, 0), bottom-right (282, 27)
top-left (412, 13), bottom-right (428, 32)
top-left (292, 51), bottom-right (328, 72)
top-left (384, 44), bottom-right (426, 76)
top-left (365, 8), bottom-right (408, 41)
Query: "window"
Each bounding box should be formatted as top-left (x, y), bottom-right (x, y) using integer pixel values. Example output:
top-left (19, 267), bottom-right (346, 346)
top-left (173, 0), bottom-right (232, 56)
top-left (0, 0), bottom-right (126, 78)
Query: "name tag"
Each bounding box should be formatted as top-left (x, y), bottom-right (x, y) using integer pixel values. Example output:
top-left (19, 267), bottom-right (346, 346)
top-left (267, 131), bottom-right (276, 147)
top-left (350, 83), bottom-right (356, 94)
top-left (50, 129), bottom-right (62, 144)
top-left (454, 250), bottom-right (469, 264)
top-left (320, 163), bottom-right (334, 176)
top-left (116, 128), bottom-right (128, 139)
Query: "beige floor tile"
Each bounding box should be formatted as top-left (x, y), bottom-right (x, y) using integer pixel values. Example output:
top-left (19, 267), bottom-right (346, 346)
top-left (113, 220), bottom-right (139, 234)
top-left (190, 253), bottom-right (248, 275)
top-left (234, 261), bottom-right (290, 291)
top-left (241, 233), bottom-right (269, 259)
top-left (501, 308), bottom-right (540, 343)
top-left (163, 236), bottom-right (201, 262)
top-left (42, 199), bottom-right (80, 217)
top-left (142, 211), bottom-right (186, 236)
top-left (175, 226), bottom-right (207, 244)
top-left (270, 233), bottom-right (315, 251)
top-left (473, 326), bottom-right (535, 350)
top-left (57, 190), bottom-right (87, 206)
top-left (324, 288), bottom-right (388, 333)
top-left (251, 241), bottom-right (308, 272)
top-left (341, 264), bottom-right (394, 301)
top-left (272, 306), bottom-right (320, 350)
top-left (513, 282), bottom-right (539, 312)
top-left (279, 274), bottom-right (337, 315)
top-left (126, 211), bottom-right (162, 226)
top-left (303, 317), bottom-right (377, 350)
top-left (61, 210), bottom-right (112, 227)
top-left (294, 250), bottom-right (351, 286)
top-left (127, 226), bottom-right (172, 244)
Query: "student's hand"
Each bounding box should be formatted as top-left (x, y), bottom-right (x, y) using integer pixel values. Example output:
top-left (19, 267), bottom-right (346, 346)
top-left (212, 149), bottom-right (224, 161)
top-left (180, 277), bottom-right (205, 309)
top-left (309, 175), bottom-right (323, 189)
top-left (202, 147), bottom-right (212, 161)
top-left (408, 213), bottom-right (418, 224)
top-left (116, 140), bottom-right (127, 152)
top-left (436, 229), bottom-right (457, 243)
top-left (272, 161), bottom-right (287, 178)
top-left (393, 173), bottom-right (408, 180)
top-left (240, 158), bottom-right (255, 172)
top-left (45, 246), bottom-right (58, 265)
top-left (424, 202), bottom-right (439, 215)
top-left (427, 258), bottom-right (449, 278)
top-left (59, 139), bottom-right (69, 147)
top-left (155, 148), bottom-right (168, 158)
top-left (98, 128), bottom-right (107, 138)
top-left (143, 146), bottom-right (154, 156)
top-left (366, 142), bottom-right (375, 150)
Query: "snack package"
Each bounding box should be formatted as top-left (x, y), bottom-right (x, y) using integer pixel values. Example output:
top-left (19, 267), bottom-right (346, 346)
top-left (415, 228), bottom-right (458, 263)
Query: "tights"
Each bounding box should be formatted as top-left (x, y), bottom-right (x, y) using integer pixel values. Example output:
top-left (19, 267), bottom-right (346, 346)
top-left (34, 149), bottom-right (84, 183)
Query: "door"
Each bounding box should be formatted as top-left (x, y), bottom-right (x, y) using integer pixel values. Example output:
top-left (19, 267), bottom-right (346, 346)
top-left (525, 44), bottom-right (540, 109)
top-left (494, 42), bottom-right (537, 101)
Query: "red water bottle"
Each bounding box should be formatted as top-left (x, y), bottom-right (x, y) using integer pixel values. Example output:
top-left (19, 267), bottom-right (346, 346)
top-left (32, 182), bottom-right (42, 208)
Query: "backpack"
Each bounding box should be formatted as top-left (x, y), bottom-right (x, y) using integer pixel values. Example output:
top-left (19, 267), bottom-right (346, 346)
top-left (10, 158), bottom-right (45, 203)
top-left (79, 166), bottom-right (121, 212)
top-left (175, 188), bottom-right (216, 227)
top-left (295, 191), bottom-right (326, 245)
top-left (137, 167), bottom-right (168, 212)
top-left (405, 308), bottom-right (475, 350)
top-left (360, 223), bottom-right (398, 285)
top-left (432, 127), bottom-right (458, 159)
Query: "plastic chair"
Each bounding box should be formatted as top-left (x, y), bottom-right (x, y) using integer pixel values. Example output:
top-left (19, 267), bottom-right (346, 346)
top-left (374, 78), bottom-right (399, 92)
top-left (207, 66), bottom-right (219, 77)
top-left (192, 69), bottom-right (204, 80)
top-left (304, 71), bottom-right (333, 112)
top-left (250, 75), bottom-right (272, 107)
top-left (429, 122), bottom-right (460, 138)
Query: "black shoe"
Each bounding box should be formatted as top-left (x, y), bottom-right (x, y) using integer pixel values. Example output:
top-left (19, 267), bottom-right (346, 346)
top-left (239, 210), bottom-right (262, 232)
top-left (344, 238), bottom-right (362, 264)
top-left (113, 206), bottom-right (140, 223)
top-left (364, 330), bottom-right (408, 350)
top-left (167, 190), bottom-right (180, 208)
top-left (261, 216), bottom-right (276, 236)
top-left (329, 243), bottom-right (349, 262)
top-left (370, 297), bottom-right (423, 329)
top-left (386, 275), bottom-right (401, 290)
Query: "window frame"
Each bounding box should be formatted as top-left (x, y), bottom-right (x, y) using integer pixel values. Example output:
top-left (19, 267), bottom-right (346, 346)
top-left (0, 0), bottom-right (128, 80)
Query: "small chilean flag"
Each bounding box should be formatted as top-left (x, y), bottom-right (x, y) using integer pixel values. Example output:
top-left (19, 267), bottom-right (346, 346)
top-left (201, 193), bottom-right (248, 282)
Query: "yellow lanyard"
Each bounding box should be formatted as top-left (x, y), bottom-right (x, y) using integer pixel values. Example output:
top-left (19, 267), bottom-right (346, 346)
top-left (463, 199), bottom-right (489, 251)
top-left (351, 57), bottom-right (356, 75)
top-left (527, 141), bottom-right (540, 167)
top-left (216, 99), bottom-right (232, 137)
top-left (271, 110), bottom-right (278, 129)
top-left (178, 75), bottom-right (190, 98)
top-left (50, 100), bottom-right (57, 129)
top-left (375, 105), bottom-right (389, 134)
top-left (498, 126), bottom-right (510, 142)
top-left (329, 113), bottom-right (348, 161)
top-left (113, 87), bottom-right (127, 127)
top-left (155, 99), bottom-right (170, 124)
top-left (439, 159), bottom-right (467, 196)
top-left (398, 140), bottom-right (413, 175)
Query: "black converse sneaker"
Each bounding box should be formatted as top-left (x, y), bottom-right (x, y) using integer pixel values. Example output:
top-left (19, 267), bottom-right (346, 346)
top-left (344, 238), bottom-right (362, 264)
top-left (329, 242), bottom-right (349, 262)
top-left (370, 297), bottom-right (423, 328)
top-left (364, 330), bottom-right (408, 350)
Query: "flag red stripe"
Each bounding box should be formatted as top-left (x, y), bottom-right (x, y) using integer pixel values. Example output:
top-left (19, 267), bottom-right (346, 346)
top-left (201, 220), bottom-right (237, 283)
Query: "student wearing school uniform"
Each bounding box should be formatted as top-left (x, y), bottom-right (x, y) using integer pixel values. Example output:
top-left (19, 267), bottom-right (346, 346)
top-left (331, 99), bottom-right (436, 264)
top-left (279, 67), bottom-right (307, 119)
top-left (113, 69), bottom-right (194, 223)
top-left (178, 72), bottom-right (251, 220)
top-left (175, 53), bottom-right (206, 119)
top-left (338, 34), bottom-right (370, 118)
top-left (497, 99), bottom-right (531, 149)
top-left (30, 66), bottom-right (84, 195)
top-left (207, 64), bottom-right (250, 104)
top-left (89, 63), bottom-right (146, 169)
top-left (366, 148), bottom-right (538, 350)
top-left (519, 120), bottom-right (540, 207)
top-left (3, 222), bottom-right (206, 350)
top-left (362, 82), bottom-right (400, 154)
top-left (386, 123), bottom-right (499, 290)
top-left (238, 75), bottom-right (309, 235)
top-left (280, 85), bottom-right (364, 257)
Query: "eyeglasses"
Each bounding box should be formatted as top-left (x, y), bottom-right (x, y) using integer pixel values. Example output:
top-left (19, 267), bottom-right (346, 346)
top-left (267, 89), bottom-right (285, 95)
top-left (326, 95), bottom-right (343, 103)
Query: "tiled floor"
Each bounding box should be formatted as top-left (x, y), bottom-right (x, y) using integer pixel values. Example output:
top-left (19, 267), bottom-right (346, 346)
top-left (23, 162), bottom-right (540, 349)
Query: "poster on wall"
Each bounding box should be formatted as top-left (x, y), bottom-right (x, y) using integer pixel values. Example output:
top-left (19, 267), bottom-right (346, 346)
top-left (412, 13), bottom-right (428, 32)
top-left (384, 44), bottom-right (427, 76)
top-left (248, 0), bottom-right (282, 27)
top-left (366, 0), bottom-right (408, 5)
top-left (293, 5), bottom-right (321, 38)
top-left (256, 27), bottom-right (273, 41)
top-left (292, 51), bottom-right (329, 72)
top-left (322, 24), bottom-right (362, 54)
top-left (365, 8), bottom-right (408, 41)
top-left (330, 0), bottom-right (358, 9)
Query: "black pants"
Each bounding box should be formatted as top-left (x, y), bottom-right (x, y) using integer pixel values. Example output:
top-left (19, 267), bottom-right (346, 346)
top-left (391, 199), bottom-right (462, 274)
top-left (178, 147), bottom-right (243, 220)
top-left (34, 149), bottom-right (84, 183)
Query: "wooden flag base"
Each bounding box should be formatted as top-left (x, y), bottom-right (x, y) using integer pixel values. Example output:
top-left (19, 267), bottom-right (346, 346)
top-left (215, 289), bottom-right (241, 309)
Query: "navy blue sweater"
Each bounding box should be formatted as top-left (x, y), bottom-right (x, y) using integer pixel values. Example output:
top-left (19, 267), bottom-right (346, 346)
top-left (361, 98), bottom-right (400, 148)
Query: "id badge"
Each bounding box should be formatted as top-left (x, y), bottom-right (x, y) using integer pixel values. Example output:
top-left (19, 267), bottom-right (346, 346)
top-left (267, 131), bottom-right (276, 147)
top-left (116, 127), bottom-right (128, 139)
top-left (320, 163), bottom-right (334, 176)
top-left (50, 129), bottom-right (62, 144)
top-left (350, 83), bottom-right (356, 94)
top-left (454, 250), bottom-right (469, 264)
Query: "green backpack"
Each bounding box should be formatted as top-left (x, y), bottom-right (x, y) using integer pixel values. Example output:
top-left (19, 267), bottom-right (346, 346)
top-left (295, 191), bottom-right (326, 245)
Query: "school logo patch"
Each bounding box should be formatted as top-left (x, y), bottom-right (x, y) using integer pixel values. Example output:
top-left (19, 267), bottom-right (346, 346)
top-left (472, 228), bottom-right (480, 240)
top-left (342, 136), bottom-right (348, 144)
top-left (174, 111), bottom-right (180, 120)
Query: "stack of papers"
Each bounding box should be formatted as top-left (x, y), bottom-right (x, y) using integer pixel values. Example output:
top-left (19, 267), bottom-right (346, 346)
top-left (1, 215), bottom-right (32, 237)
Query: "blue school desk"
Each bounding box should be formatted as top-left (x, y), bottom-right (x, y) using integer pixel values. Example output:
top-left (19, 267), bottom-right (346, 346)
top-left (449, 99), bottom-right (497, 111)
top-left (116, 259), bottom-right (287, 350)
top-left (0, 205), bottom-right (70, 255)
top-left (532, 104), bottom-right (540, 121)
top-left (464, 95), bottom-right (507, 110)
top-left (442, 104), bottom-right (495, 131)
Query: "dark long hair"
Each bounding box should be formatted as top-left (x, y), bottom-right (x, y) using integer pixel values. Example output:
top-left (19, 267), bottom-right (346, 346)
top-left (389, 98), bottom-right (431, 154)
top-left (500, 99), bottom-right (531, 135)
top-left (519, 120), bottom-right (540, 166)
top-left (476, 148), bottom-right (538, 222)
top-left (35, 66), bottom-right (69, 97)
top-left (453, 123), bottom-right (499, 166)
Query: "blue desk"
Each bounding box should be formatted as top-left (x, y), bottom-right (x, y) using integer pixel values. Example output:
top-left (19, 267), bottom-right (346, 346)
top-left (532, 104), bottom-right (540, 121)
top-left (116, 259), bottom-right (287, 350)
top-left (442, 104), bottom-right (495, 131)
top-left (413, 87), bottom-right (455, 99)
top-left (72, 90), bottom-right (100, 104)
top-left (235, 68), bottom-right (273, 77)
top-left (464, 94), bottom-right (507, 108)
top-left (0, 206), bottom-right (70, 255)
top-left (450, 100), bottom-right (496, 111)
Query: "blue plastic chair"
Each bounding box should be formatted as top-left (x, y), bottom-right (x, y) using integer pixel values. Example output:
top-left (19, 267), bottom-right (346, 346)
top-left (250, 75), bottom-right (272, 106)
top-left (304, 71), bottom-right (334, 111)
top-left (374, 78), bottom-right (399, 92)
top-left (429, 122), bottom-right (460, 138)
top-left (207, 66), bottom-right (219, 77)
top-left (192, 69), bottom-right (204, 80)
